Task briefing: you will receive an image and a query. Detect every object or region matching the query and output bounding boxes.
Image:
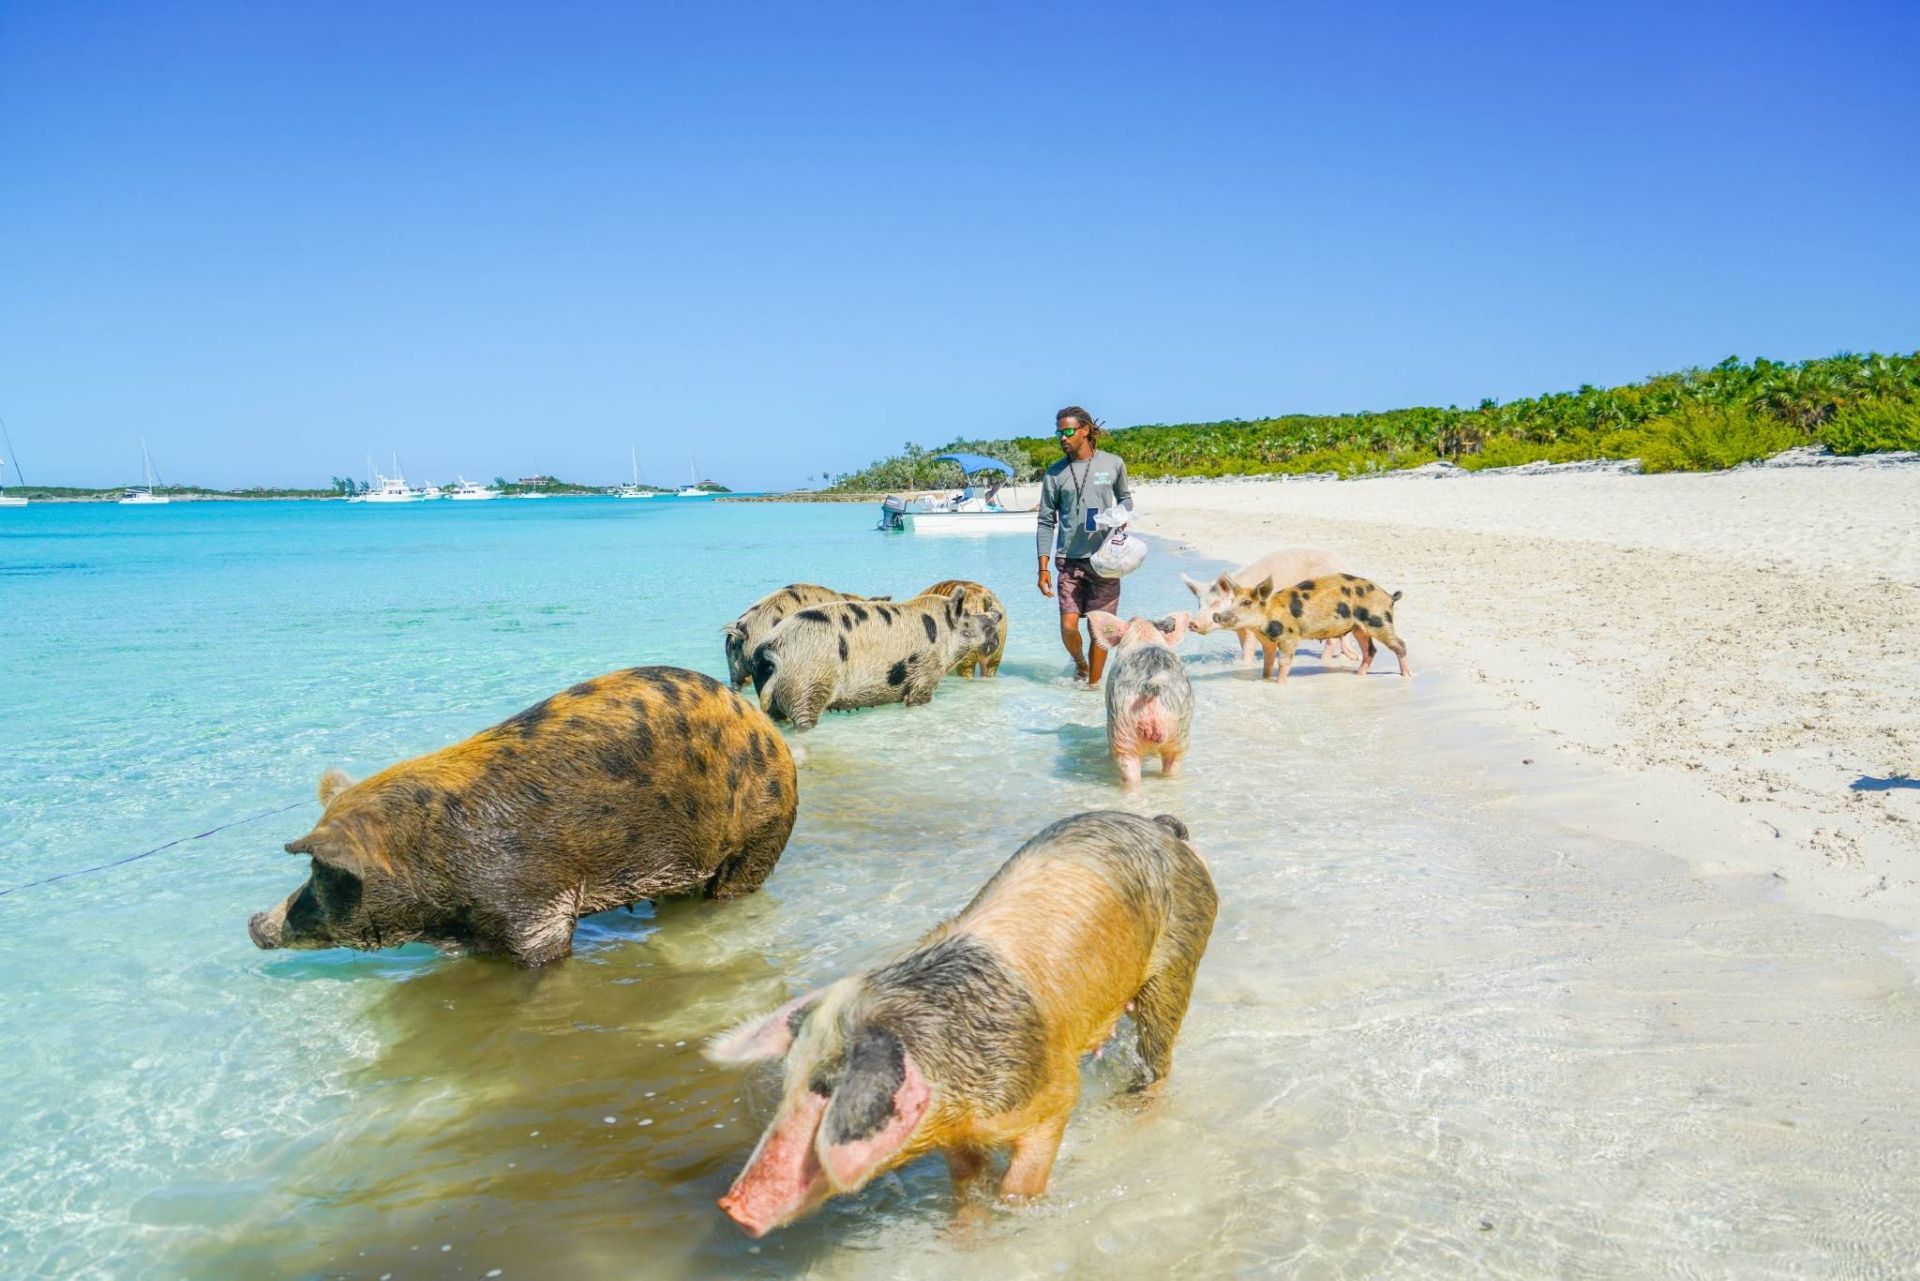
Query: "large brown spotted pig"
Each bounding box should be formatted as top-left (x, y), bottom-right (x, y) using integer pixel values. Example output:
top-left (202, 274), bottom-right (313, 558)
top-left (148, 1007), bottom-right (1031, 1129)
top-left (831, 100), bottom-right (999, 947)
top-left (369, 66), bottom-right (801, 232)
top-left (709, 811), bottom-right (1217, 1238)
top-left (247, 667), bottom-right (797, 967)
top-left (750, 589), bottom-right (999, 731)
top-left (1210, 572), bottom-right (1412, 682)
top-left (917, 579), bottom-right (1008, 678)
top-left (724, 584), bottom-right (889, 689)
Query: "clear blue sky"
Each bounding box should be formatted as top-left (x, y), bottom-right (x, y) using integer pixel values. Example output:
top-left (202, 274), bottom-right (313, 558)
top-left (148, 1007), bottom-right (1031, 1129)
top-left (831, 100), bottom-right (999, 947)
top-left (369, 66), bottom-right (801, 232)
top-left (2, 1), bottom-right (1915, 490)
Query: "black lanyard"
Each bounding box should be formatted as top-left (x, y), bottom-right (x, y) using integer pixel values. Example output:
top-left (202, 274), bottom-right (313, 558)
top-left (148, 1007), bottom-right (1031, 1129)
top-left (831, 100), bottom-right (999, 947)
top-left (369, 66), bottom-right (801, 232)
top-left (1064, 455), bottom-right (1094, 513)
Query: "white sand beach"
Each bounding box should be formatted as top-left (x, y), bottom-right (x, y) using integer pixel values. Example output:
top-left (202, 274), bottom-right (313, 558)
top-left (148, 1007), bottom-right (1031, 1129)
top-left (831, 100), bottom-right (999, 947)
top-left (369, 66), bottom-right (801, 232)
top-left (1137, 464), bottom-right (1920, 933)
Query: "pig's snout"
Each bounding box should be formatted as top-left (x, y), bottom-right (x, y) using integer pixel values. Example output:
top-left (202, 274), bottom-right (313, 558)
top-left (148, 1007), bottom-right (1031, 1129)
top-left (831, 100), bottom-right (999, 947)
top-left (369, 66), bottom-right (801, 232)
top-left (1212, 610), bottom-right (1234, 627)
top-left (248, 903), bottom-right (287, 950)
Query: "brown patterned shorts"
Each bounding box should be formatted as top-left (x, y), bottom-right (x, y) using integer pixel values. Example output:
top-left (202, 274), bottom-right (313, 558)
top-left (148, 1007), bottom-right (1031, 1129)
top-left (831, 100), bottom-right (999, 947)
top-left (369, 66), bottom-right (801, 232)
top-left (1054, 556), bottom-right (1121, 617)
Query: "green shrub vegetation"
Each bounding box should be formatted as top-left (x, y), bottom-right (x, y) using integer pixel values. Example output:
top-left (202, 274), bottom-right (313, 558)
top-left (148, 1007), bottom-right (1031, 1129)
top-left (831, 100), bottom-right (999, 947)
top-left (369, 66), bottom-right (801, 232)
top-left (827, 351), bottom-right (1920, 489)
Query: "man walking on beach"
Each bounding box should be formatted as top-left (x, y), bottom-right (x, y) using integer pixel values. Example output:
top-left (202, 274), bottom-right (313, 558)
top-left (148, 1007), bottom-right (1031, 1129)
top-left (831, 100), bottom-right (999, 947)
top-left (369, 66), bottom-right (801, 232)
top-left (1037, 406), bottom-right (1133, 686)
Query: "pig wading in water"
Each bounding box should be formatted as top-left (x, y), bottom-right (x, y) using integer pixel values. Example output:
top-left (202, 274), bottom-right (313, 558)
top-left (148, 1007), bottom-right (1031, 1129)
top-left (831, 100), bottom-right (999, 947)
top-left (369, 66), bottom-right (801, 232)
top-left (1212, 572), bottom-right (1413, 682)
top-left (708, 811), bottom-right (1217, 1238)
top-left (751, 588), bottom-right (1000, 731)
top-left (724, 584), bottom-right (888, 689)
top-left (1087, 611), bottom-right (1194, 788)
top-left (248, 667), bottom-right (797, 967)
top-left (1182, 547), bottom-right (1359, 666)
top-left (917, 579), bottom-right (1008, 678)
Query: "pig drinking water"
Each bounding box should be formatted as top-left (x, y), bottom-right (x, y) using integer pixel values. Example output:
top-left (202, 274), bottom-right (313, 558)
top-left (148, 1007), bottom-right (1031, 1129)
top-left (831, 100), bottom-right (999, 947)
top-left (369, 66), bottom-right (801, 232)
top-left (916, 579), bottom-right (1008, 677)
top-left (724, 584), bottom-right (888, 688)
top-left (1087, 611), bottom-right (1194, 787)
top-left (248, 666), bottom-right (798, 966)
top-left (1210, 572), bottom-right (1412, 682)
top-left (1182, 547), bottom-right (1359, 665)
top-left (750, 588), bottom-right (1001, 731)
top-left (708, 810), bottom-right (1217, 1238)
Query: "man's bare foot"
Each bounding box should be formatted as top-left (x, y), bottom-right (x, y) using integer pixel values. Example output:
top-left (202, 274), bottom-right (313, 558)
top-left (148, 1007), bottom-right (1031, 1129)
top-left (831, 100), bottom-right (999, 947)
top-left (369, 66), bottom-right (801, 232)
top-left (1073, 661), bottom-right (1089, 682)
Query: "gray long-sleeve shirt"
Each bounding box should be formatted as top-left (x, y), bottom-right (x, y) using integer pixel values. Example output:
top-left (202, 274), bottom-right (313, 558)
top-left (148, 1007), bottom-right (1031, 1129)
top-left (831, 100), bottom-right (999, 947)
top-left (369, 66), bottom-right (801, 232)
top-left (1035, 449), bottom-right (1133, 558)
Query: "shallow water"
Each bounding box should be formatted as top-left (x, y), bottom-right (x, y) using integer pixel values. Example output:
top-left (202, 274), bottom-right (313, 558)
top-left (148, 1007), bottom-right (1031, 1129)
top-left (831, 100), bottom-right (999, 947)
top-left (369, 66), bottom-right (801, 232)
top-left (2, 499), bottom-right (1916, 1278)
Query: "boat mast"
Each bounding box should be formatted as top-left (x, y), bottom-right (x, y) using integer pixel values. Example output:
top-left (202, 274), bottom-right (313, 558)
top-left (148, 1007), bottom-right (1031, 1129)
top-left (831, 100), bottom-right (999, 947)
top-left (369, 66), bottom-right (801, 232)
top-left (0, 416), bottom-right (23, 486)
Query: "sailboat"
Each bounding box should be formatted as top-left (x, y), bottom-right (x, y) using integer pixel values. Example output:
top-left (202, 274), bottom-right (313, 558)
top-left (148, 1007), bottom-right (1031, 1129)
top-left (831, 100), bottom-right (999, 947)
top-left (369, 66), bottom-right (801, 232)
top-left (0, 456), bottom-right (25, 508)
top-left (119, 439), bottom-right (171, 504)
top-left (0, 419), bottom-right (26, 507)
top-left (676, 450), bottom-right (707, 498)
top-left (616, 447), bottom-right (654, 498)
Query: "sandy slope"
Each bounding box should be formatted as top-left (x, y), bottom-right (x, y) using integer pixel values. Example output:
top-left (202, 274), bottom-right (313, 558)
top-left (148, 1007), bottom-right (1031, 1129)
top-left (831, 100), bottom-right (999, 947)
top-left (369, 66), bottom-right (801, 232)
top-left (1136, 465), bottom-right (1920, 931)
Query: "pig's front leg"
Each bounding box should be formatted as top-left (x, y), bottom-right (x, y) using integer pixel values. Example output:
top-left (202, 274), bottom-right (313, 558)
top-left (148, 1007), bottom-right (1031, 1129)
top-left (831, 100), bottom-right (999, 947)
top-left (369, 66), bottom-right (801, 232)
top-left (998, 1115), bottom-right (1068, 1201)
top-left (506, 899), bottom-right (579, 967)
top-left (1236, 628), bottom-right (1259, 667)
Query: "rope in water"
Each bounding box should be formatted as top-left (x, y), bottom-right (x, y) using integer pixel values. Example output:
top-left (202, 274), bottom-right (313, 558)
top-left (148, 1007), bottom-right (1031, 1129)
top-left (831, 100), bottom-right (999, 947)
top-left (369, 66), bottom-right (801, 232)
top-left (0, 800), bottom-right (308, 898)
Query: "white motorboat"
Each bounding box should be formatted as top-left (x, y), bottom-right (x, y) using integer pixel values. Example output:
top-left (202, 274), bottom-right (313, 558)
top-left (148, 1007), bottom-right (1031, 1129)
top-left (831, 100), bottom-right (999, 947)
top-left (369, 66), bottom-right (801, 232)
top-left (878, 453), bottom-right (1033, 535)
top-left (447, 476), bottom-right (499, 500)
top-left (119, 439), bottom-right (171, 504)
top-left (351, 453), bottom-right (423, 503)
top-left (615, 447), bottom-right (656, 498)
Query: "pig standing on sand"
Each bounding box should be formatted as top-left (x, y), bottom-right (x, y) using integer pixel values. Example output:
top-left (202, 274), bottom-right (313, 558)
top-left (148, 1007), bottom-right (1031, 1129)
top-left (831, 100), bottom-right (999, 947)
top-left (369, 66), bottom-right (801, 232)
top-left (917, 579), bottom-right (1008, 678)
top-left (709, 811), bottom-right (1217, 1238)
top-left (724, 584), bottom-right (888, 689)
top-left (1087, 611), bottom-right (1194, 787)
top-left (751, 589), bottom-right (1000, 731)
top-left (1183, 547), bottom-right (1360, 665)
top-left (248, 667), bottom-right (798, 967)
top-left (1210, 572), bottom-right (1413, 682)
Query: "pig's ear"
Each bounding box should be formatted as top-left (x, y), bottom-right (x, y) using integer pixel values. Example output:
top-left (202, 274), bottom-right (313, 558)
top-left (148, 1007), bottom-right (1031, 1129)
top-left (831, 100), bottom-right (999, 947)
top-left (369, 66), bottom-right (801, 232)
top-left (1181, 573), bottom-right (1207, 601)
top-left (1253, 576), bottom-right (1275, 601)
top-left (1213, 572), bottom-right (1236, 593)
top-left (317, 768), bottom-right (353, 806)
top-left (816, 1023), bottom-right (931, 1192)
top-left (283, 812), bottom-right (387, 875)
top-left (1086, 611), bottom-right (1128, 650)
top-left (705, 992), bottom-right (818, 1066)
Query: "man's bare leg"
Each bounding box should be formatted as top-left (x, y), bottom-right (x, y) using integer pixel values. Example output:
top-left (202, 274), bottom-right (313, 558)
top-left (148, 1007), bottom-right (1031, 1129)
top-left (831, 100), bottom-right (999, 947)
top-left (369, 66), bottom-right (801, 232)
top-left (1087, 633), bottom-right (1110, 687)
top-left (1059, 611), bottom-right (1089, 680)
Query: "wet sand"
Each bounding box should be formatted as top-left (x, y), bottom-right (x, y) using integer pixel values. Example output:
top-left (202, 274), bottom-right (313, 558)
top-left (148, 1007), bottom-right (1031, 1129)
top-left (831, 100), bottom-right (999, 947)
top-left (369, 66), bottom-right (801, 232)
top-left (1136, 465), bottom-right (1920, 939)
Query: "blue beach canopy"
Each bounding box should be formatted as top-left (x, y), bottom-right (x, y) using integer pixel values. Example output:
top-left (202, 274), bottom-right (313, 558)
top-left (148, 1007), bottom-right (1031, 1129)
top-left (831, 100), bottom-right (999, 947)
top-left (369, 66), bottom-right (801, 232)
top-left (933, 452), bottom-right (1013, 477)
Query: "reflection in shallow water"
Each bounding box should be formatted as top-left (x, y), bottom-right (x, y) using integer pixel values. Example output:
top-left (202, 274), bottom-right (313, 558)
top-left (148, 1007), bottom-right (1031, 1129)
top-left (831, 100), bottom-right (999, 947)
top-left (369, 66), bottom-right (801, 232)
top-left (5, 502), bottom-right (1918, 1277)
top-left (193, 653), bottom-right (1920, 1280)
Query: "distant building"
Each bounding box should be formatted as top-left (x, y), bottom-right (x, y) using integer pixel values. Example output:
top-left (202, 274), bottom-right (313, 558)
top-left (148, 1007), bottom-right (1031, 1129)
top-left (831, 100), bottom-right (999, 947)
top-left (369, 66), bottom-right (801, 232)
top-left (518, 475), bottom-right (555, 487)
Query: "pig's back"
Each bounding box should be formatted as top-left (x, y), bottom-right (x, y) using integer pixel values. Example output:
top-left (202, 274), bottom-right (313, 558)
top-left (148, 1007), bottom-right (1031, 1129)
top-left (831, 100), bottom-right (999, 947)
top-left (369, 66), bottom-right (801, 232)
top-left (1236, 547), bottom-right (1339, 587)
top-left (952, 813), bottom-right (1199, 1031)
top-left (358, 666), bottom-right (795, 902)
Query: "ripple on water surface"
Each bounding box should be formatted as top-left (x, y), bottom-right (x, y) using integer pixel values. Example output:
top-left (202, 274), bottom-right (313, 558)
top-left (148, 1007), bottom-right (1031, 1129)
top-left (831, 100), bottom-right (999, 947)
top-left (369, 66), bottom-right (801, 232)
top-left (2, 499), bottom-right (1917, 1278)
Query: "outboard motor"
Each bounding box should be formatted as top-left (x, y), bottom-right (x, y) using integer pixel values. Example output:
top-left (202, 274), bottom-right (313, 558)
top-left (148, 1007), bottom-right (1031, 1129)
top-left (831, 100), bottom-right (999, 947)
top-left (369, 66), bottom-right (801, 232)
top-left (877, 494), bottom-right (907, 531)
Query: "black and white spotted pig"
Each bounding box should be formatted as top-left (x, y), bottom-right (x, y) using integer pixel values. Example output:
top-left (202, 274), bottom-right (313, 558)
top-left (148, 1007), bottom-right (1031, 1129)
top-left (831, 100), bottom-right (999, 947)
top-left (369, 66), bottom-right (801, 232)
top-left (750, 589), bottom-right (999, 731)
top-left (724, 584), bottom-right (889, 689)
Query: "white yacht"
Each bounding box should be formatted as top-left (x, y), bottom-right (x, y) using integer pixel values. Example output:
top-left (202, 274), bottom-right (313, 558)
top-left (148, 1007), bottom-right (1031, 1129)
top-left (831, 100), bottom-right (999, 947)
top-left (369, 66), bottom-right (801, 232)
top-left (351, 454), bottom-right (423, 503)
top-left (448, 476), bottom-right (499, 500)
top-left (0, 456), bottom-right (25, 508)
top-left (119, 439), bottom-right (171, 504)
top-left (616, 447), bottom-right (655, 498)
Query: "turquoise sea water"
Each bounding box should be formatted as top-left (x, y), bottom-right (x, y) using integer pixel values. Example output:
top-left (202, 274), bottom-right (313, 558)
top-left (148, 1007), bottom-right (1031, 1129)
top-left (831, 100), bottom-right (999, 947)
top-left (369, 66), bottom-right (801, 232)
top-left (4, 498), bottom-right (1918, 1279)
